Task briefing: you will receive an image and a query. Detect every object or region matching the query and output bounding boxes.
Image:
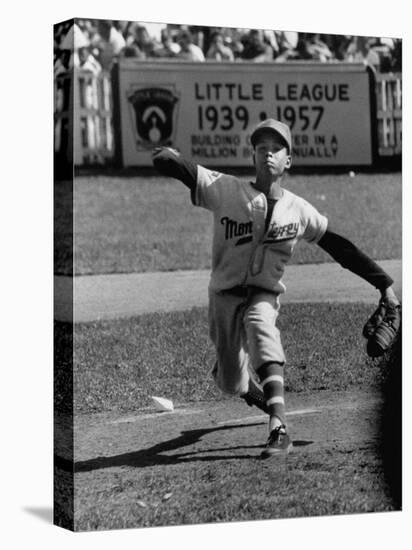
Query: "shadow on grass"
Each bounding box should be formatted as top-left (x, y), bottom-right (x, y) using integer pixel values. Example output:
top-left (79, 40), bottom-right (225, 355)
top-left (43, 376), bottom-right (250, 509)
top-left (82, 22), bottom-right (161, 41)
top-left (72, 423), bottom-right (260, 472)
top-left (66, 423), bottom-right (314, 472)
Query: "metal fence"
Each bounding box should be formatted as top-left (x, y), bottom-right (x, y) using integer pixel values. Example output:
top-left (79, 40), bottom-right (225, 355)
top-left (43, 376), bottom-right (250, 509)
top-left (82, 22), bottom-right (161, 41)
top-left (54, 68), bottom-right (402, 167)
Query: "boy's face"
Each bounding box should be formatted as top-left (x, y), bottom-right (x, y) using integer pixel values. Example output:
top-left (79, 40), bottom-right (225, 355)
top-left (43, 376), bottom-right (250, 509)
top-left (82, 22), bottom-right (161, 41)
top-left (254, 131), bottom-right (292, 178)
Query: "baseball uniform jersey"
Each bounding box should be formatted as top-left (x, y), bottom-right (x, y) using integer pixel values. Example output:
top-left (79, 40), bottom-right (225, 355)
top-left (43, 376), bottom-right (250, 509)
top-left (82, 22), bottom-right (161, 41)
top-left (194, 165), bottom-right (328, 294)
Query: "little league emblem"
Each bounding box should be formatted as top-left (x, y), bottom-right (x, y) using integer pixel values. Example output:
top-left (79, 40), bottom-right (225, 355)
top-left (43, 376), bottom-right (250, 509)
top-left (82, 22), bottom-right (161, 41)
top-left (128, 87), bottom-right (179, 149)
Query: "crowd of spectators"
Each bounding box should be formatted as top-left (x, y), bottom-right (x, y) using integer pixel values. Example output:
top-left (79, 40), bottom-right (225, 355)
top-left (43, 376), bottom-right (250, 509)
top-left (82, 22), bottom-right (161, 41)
top-left (54, 19), bottom-right (402, 76)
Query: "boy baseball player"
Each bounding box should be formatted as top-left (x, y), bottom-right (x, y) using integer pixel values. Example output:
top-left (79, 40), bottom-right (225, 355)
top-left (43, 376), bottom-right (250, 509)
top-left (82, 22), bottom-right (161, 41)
top-left (152, 118), bottom-right (400, 459)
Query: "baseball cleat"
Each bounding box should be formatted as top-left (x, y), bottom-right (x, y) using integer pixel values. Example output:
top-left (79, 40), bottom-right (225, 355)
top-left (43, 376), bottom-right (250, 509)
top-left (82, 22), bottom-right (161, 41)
top-left (260, 425), bottom-right (292, 458)
top-left (241, 377), bottom-right (269, 414)
top-left (241, 391), bottom-right (268, 414)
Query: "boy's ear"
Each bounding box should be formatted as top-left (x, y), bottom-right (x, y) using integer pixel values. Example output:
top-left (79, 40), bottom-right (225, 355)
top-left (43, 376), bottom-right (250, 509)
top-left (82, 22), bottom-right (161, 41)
top-left (285, 155), bottom-right (292, 169)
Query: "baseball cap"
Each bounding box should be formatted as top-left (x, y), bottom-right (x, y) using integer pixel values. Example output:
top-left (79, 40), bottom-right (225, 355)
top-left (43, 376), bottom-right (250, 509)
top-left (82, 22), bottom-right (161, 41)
top-left (250, 118), bottom-right (292, 152)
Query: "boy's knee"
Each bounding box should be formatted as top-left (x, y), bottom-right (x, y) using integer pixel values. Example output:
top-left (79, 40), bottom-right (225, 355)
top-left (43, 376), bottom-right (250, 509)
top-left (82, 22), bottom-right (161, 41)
top-left (244, 304), bottom-right (275, 337)
top-left (212, 361), bottom-right (249, 396)
top-left (218, 379), bottom-right (247, 396)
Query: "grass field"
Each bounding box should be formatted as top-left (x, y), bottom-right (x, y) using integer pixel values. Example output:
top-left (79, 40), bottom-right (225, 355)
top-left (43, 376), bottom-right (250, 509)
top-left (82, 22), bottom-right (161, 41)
top-left (73, 439), bottom-right (396, 530)
top-left (53, 302), bottom-right (391, 415)
top-left (54, 172), bottom-right (402, 275)
top-left (56, 303), bottom-right (401, 529)
top-left (64, 319), bottom-right (401, 530)
top-left (76, 443), bottom-right (396, 530)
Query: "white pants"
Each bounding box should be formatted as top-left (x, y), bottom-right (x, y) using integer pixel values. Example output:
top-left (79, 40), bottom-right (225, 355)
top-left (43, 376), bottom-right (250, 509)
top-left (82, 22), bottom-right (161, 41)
top-left (208, 287), bottom-right (285, 396)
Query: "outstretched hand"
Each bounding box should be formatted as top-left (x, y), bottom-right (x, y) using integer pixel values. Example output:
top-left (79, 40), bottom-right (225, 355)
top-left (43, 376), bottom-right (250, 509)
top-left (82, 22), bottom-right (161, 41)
top-left (380, 285), bottom-right (400, 306)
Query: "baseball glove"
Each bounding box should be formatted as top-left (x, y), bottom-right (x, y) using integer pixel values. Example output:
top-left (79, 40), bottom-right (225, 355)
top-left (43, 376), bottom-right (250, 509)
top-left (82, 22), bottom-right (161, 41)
top-left (363, 298), bottom-right (401, 357)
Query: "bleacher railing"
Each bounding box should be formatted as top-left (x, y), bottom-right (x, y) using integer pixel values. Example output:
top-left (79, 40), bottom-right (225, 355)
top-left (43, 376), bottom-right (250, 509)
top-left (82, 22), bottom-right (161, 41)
top-left (375, 72), bottom-right (402, 156)
top-left (54, 70), bottom-right (114, 166)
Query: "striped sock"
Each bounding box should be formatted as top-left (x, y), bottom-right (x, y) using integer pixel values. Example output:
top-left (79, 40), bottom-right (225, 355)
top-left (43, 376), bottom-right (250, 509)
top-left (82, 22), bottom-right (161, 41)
top-left (256, 361), bottom-right (286, 426)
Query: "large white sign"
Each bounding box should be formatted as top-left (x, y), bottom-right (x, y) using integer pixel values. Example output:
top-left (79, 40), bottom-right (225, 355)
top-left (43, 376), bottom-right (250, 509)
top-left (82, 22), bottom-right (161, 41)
top-left (118, 60), bottom-right (372, 167)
